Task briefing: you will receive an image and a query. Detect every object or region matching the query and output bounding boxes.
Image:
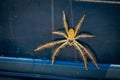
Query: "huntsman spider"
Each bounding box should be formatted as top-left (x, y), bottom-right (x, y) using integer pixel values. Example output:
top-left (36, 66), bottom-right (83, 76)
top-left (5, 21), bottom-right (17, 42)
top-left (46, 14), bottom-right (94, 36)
top-left (34, 11), bottom-right (100, 70)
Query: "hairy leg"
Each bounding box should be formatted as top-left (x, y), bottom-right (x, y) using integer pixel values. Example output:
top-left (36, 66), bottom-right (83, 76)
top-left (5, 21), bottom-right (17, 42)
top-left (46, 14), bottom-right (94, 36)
top-left (52, 42), bottom-right (67, 64)
top-left (73, 43), bottom-right (88, 70)
top-left (52, 31), bottom-right (67, 38)
top-left (75, 15), bottom-right (85, 36)
top-left (34, 40), bottom-right (66, 51)
top-left (75, 33), bottom-right (95, 39)
top-left (75, 41), bottom-right (100, 69)
top-left (63, 11), bottom-right (69, 35)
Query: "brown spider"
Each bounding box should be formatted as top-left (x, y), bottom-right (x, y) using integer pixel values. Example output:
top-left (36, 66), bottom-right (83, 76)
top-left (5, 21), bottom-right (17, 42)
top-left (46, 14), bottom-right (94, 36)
top-left (34, 11), bottom-right (100, 70)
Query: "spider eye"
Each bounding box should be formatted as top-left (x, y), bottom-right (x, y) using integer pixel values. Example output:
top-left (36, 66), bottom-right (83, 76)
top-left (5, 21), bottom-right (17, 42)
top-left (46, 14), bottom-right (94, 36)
top-left (68, 39), bottom-right (73, 43)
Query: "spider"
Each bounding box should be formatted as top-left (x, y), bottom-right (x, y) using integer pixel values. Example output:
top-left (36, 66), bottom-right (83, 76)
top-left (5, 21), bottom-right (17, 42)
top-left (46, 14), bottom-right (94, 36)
top-left (34, 11), bottom-right (100, 70)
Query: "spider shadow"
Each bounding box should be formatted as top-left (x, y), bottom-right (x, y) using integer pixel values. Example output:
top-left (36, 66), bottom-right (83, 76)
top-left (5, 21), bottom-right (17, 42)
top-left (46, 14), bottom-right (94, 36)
top-left (76, 40), bottom-right (99, 62)
top-left (56, 28), bottom-right (65, 32)
top-left (53, 38), bottom-right (66, 41)
top-left (51, 36), bottom-right (99, 62)
top-left (56, 27), bottom-right (75, 32)
top-left (55, 14), bottom-right (72, 32)
top-left (33, 38), bottom-right (66, 60)
top-left (77, 31), bottom-right (95, 36)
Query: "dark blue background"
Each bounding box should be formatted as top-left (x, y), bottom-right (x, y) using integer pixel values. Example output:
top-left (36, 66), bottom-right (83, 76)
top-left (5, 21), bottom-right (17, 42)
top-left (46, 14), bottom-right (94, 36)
top-left (0, 0), bottom-right (120, 64)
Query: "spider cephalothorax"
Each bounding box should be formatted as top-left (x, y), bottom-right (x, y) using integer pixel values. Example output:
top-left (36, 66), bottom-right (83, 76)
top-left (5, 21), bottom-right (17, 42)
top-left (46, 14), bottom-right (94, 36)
top-left (35, 11), bottom-right (100, 70)
top-left (67, 28), bottom-right (75, 45)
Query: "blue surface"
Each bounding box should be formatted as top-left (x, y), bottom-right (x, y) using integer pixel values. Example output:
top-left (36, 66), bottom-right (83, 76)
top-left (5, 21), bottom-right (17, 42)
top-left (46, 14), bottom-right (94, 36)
top-left (0, 56), bottom-right (110, 68)
top-left (0, 57), bottom-right (120, 79)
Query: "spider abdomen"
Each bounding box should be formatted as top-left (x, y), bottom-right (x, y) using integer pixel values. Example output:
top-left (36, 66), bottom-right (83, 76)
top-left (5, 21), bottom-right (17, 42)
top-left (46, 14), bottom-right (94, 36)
top-left (68, 28), bottom-right (75, 38)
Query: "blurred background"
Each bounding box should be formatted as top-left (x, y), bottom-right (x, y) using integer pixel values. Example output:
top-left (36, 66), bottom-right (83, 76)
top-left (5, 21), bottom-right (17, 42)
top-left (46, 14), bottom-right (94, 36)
top-left (0, 0), bottom-right (120, 65)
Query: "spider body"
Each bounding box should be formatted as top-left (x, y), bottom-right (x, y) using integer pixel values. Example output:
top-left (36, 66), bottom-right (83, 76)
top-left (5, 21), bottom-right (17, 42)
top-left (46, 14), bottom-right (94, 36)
top-left (35, 11), bottom-right (100, 70)
top-left (67, 28), bottom-right (75, 46)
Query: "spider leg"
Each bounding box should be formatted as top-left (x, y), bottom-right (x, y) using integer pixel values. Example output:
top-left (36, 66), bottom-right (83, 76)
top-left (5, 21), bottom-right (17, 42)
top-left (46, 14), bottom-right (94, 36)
top-left (34, 40), bottom-right (66, 51)
top-left (75, 15), bottom-right (85, 36)
top-left (75, 33), bottom-right (95, 39)
top-left (52, 31), bottom-right (67, 38)
top-left (75, 41), bottom-right (100, 69)
top-left (63, 11), bottom-right (69, 35)
top-left (73, 43), bottom-right (88, 70)
top-left (52, 42), bottom-right (67, 64)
